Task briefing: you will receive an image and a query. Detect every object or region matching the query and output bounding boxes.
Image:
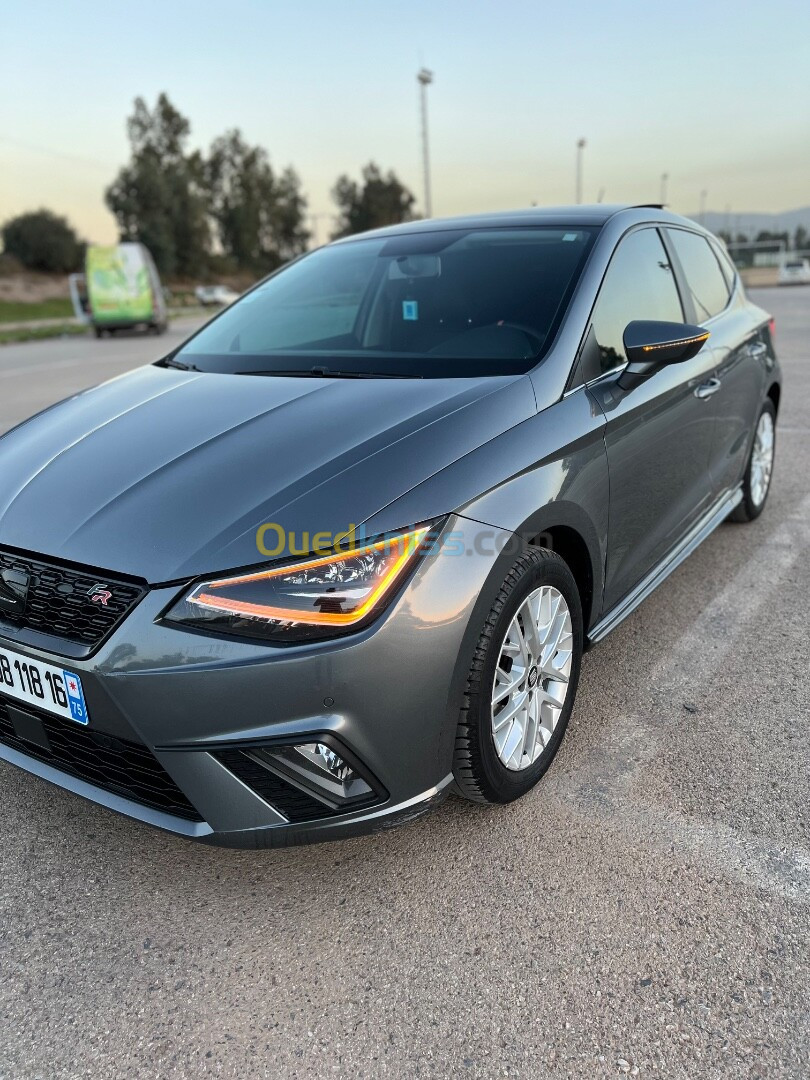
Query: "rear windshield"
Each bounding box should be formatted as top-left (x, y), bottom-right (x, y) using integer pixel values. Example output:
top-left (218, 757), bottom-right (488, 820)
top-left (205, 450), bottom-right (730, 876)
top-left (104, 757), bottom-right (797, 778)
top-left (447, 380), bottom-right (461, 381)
top-left (173, 226), bottom-right (597, 378)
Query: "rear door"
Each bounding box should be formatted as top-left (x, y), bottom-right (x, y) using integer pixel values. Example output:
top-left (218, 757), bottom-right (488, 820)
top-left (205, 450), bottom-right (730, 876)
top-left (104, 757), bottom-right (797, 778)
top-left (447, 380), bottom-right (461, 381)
top-left (581, 226), bottom-right (719, 611)
top-left (664, 229), bottom-right (766, 495)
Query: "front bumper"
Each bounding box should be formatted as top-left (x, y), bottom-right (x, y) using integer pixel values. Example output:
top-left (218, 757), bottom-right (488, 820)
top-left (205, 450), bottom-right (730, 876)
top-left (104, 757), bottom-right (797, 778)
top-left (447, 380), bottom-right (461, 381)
top-left (0, 517), bottom-right (511, 847)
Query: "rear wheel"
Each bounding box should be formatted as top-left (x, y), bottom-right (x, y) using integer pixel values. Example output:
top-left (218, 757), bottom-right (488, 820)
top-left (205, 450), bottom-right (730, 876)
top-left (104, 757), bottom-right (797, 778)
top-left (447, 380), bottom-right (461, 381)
top-left (730, 400), bottom-right (776, 522)
top-left (453, 548), bottom-right (583, 804)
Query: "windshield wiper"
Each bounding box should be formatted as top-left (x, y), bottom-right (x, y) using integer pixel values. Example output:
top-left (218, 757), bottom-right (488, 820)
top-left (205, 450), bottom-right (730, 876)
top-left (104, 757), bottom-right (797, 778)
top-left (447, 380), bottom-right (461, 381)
top-left (160, 357), bottom-right (201, 372)
top-left (238, 366), bottom-right (422, 380)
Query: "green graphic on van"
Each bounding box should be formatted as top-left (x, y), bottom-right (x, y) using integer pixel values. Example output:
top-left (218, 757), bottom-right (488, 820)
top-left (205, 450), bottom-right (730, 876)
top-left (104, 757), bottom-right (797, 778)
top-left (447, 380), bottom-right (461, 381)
top-left (86, 245), bottom-right (154, 324)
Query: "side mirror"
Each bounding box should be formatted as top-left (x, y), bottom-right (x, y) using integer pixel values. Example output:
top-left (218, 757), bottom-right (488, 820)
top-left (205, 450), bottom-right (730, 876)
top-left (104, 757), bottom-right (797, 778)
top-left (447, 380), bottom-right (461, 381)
top-left (618, 321), bottom-right (710, 391)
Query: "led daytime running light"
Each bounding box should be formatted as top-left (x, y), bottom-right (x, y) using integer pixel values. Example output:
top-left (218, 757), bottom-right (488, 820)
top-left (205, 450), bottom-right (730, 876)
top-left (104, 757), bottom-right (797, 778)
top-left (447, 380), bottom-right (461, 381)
top-left (187, 526), bottom-right (429, 627)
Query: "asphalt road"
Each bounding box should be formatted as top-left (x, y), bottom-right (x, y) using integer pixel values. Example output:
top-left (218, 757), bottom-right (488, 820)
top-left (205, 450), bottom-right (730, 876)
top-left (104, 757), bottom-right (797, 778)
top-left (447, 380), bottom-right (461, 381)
top-left (0, 319), bottom-right (205, 438)
top-left (0, 291), bottom-right (808, 1079)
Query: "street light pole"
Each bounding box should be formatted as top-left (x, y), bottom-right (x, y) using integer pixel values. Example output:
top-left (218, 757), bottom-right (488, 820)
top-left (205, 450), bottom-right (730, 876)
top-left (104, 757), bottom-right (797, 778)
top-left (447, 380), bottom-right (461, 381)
top-left (575, 138), bottom-right (586, 204)
top-left (308, 212), bottom-right (332, 249)
top-left (417, 68), bottom-right (434, 218)
top-left (660, 172), bottom-right (669, 205)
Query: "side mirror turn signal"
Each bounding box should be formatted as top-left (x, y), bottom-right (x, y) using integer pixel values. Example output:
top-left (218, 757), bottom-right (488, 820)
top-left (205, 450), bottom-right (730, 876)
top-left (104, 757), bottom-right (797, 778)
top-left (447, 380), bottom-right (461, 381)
top-left (618, 321), bottom-right (710, 391)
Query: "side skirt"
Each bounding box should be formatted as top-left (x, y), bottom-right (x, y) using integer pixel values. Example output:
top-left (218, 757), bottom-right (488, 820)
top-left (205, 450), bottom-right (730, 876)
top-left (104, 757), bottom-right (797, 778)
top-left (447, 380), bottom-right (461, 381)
top-left (587, 486), bottom-right (743, 646)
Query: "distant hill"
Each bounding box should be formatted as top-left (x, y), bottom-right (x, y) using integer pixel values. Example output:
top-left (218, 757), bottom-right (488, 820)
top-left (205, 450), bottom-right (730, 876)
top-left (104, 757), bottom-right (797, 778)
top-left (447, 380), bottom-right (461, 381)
top-left (687, 207), bottom-right (810, 238)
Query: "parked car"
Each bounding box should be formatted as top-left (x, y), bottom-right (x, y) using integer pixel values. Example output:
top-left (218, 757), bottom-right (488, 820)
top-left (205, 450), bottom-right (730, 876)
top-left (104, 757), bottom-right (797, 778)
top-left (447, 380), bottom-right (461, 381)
top-left (195, 284), bottom-right (240, 307)
top-left (778, 257), bottom-right (810, 285)
top-left (76, 243), bottom-right (168, 336)
top-left (0, 205), bottom-right (780, 847)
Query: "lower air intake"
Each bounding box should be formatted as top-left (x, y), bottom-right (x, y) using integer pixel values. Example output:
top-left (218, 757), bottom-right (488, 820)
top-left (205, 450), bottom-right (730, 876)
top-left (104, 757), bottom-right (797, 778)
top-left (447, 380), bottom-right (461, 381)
top-left (0, 698), bottom-right (203, 822)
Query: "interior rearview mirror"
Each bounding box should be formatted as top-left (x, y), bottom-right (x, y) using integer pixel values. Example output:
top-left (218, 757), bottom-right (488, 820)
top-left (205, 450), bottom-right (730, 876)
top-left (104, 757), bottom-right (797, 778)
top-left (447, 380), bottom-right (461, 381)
top-left (618, 321), bottom-right (710, 391)
top-left (388, 254), bottom-right (441, 280)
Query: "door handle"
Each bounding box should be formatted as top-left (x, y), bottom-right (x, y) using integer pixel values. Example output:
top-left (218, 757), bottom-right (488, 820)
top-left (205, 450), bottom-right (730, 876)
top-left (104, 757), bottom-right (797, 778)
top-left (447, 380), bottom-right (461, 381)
top-left (747, 341), bottom-right (768, 359)
top-left (695, 377), bottom-right (721, 400)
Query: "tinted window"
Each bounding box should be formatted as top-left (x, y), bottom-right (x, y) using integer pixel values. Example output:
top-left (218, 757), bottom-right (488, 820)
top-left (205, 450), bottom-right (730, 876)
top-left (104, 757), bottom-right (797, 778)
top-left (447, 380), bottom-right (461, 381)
top-left (666, 229), bottom-right (730, 321)
top-left (589, 228), bottom-right (683, 374)
top-left (709, 239), bottom-right (738, 291)
top-left (175, 227), bottom-right (597, 378)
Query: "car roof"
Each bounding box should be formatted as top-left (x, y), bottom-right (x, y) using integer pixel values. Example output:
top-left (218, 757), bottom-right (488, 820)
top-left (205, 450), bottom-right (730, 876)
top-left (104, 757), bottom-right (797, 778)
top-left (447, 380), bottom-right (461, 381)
top-left (333, 204), bottom-right (701, 243)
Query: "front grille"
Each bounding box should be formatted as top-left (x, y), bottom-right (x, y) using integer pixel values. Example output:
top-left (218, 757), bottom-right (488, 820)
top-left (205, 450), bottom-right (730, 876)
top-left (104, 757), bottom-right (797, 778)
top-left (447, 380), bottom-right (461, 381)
top-left (0, 698), bottom-right (202, 822)
top-left (215, 748), bottom-right (341, 823)
top-left (0, 548), bottom-right (145, 650)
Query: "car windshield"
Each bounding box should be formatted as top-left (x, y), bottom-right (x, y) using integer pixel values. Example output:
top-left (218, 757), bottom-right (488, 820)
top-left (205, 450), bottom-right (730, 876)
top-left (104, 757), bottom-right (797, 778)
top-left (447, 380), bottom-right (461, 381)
top-left (173, 226), bottom-right (597, 378)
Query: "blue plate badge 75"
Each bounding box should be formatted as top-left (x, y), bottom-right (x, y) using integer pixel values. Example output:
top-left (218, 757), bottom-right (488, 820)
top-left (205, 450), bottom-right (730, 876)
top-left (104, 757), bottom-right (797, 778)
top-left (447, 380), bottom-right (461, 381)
top-left (63, 670), bottom-right (89, 725)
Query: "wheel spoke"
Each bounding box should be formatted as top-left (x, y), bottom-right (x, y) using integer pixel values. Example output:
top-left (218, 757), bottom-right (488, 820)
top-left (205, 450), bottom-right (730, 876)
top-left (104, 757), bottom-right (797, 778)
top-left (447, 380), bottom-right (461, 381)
top-left (492, 677), bottom-right (515, 706)
top-left (493, 687), bottom-right (529, 731)
top-left (500, 719), bottom-right (524, 765)
top-left (521, 692), bottom-right (539, 760)
top-left (521, 591), bottom-right (543, 660)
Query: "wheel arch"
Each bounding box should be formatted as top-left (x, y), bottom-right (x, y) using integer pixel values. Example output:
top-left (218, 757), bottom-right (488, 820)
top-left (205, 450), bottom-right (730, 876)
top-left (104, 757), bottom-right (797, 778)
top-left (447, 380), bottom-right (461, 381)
top-left (528, 523), bottom-right (595, 632)
top-left (440, 504), bottom-right (603, 782)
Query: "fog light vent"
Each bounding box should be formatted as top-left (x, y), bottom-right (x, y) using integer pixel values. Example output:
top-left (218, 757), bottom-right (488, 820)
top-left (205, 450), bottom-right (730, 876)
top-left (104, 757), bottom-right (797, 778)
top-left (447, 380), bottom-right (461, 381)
top-left (260, 742), bottom-right (375, 806)
top-left (214, 737), bottom-right (384, 823)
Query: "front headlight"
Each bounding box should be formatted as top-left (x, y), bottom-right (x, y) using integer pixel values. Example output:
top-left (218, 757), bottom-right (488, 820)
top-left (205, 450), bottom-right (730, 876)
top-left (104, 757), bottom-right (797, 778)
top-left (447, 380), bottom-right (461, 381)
top-left (163, 524), bottom-right (433, 642)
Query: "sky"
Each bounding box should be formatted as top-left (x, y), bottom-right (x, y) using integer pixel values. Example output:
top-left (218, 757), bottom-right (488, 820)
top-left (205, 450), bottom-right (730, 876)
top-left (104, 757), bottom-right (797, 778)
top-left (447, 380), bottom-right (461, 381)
top-left (1, 0), bottom-right (808, 246)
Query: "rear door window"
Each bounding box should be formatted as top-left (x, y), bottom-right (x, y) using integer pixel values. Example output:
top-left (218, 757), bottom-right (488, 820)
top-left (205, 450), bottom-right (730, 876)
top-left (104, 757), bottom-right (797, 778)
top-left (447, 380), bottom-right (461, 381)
top-left (666, 229), bottom-right (730, 321)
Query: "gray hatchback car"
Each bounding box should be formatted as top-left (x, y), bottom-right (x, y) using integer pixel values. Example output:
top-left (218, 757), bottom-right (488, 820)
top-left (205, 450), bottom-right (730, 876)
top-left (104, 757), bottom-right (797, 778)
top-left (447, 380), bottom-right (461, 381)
top-left (0, 205), bottom-right (780, 847)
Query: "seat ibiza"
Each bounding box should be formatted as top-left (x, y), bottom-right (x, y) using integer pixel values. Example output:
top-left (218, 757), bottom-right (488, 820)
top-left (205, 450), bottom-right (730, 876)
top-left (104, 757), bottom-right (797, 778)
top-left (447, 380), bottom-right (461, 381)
top-left (0, 205), bottom-right (780, 847)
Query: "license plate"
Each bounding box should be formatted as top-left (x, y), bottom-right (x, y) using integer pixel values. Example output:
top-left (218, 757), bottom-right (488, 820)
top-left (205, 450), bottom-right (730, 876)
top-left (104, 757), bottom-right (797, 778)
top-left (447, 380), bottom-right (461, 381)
top-left (0, 644), bottom-right (89, 725)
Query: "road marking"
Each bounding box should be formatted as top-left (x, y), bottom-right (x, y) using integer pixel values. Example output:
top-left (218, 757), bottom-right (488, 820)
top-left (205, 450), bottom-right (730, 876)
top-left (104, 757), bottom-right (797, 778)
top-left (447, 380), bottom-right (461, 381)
top-left (558, 493), bottom-right (810, 901)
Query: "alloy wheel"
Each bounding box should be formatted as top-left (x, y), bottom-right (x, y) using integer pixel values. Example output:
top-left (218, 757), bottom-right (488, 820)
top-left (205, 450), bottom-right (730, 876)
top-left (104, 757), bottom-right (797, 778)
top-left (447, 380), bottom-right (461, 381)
top-left (750, 410), bottom-right (775, 507)
top-left (491, 586), bottom-right (573, 771)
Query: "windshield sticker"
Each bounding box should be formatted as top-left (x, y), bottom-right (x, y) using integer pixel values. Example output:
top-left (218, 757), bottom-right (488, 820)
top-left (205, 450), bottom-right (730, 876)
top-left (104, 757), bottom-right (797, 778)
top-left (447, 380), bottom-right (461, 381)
top-left (402, 300), bottom-right (419, 321)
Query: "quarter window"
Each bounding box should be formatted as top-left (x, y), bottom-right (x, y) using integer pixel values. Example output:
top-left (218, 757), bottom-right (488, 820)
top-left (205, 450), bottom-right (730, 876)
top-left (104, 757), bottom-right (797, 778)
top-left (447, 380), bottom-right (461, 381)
top-left (709, 239), bottom-right (738, 292)
top-left (588, 228), bottom-right (684, 376)
top-left (666, 229), bottom-right (730, 321)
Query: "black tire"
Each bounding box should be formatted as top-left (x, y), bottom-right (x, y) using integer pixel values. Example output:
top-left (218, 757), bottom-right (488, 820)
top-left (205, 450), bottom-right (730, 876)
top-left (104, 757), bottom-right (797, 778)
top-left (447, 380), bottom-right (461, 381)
top-left (93, 326), bottom-right (105, 339)
top-left (453, 547), bottom-right (583, 804)
top-left (729, 399), bottom-right (776, 523)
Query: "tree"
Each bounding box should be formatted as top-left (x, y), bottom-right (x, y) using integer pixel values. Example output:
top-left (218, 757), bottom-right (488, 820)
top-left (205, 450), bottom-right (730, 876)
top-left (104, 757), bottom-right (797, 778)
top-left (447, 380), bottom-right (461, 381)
top-left (331, 163), bottom-right (416, 238)
top-left (205, 130), bottom-right (308, 273)
top-left (794, 225), bottom-right (808, 252)
top-left (1, 209), bottom-right (84, 273)
top-left (105, 94), bottom-right (209, 277)
top-left (755, 229), bottom-right (789, 246)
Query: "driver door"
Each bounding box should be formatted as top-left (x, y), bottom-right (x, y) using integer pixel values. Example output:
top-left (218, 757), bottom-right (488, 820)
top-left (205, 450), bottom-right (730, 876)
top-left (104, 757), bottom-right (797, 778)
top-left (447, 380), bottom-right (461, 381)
top-left (582, 227), bottom-right (719, 612)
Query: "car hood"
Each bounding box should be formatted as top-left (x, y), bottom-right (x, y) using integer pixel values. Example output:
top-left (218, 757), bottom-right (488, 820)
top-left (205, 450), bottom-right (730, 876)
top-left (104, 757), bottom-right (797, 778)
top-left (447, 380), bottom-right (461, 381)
top-left (0, 365), bottom-right (534, 582)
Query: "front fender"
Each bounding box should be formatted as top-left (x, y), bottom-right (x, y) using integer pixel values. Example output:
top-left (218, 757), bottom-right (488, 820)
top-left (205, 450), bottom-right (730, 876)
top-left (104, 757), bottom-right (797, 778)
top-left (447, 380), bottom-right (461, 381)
top-left (364, 387), bottom-right (609, 629)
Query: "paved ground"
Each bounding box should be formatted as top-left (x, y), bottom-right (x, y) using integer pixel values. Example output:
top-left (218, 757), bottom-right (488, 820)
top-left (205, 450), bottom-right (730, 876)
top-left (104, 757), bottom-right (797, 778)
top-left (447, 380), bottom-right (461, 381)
top-left (0, 318), bottom-right (204, 437)
top-left (0, 291), bottom-right (807, 1079)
